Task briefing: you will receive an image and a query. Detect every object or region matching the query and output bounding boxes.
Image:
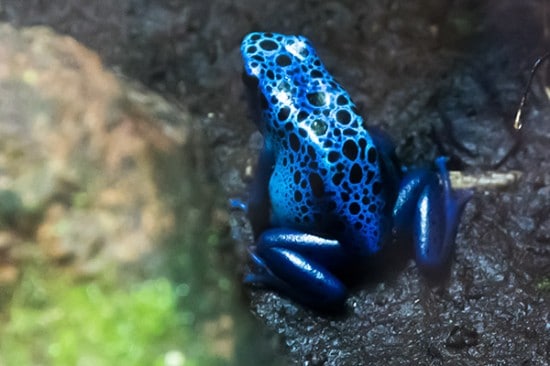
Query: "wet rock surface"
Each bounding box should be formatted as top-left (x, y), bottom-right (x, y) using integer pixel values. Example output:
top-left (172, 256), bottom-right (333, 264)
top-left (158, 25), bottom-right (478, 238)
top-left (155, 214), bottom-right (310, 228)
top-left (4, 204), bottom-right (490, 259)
top-left (1, 1), bottom-right (549, 365)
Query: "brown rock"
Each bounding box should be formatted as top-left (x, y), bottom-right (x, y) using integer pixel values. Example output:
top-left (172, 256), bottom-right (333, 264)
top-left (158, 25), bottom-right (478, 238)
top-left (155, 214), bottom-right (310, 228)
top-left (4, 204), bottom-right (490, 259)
top-left (0, 23), bottom-right (189, 275)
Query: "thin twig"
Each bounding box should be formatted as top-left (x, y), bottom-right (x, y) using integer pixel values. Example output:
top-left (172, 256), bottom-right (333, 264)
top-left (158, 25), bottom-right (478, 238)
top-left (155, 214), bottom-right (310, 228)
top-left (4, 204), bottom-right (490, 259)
top-left (514, 52), bottom-right (550, 130)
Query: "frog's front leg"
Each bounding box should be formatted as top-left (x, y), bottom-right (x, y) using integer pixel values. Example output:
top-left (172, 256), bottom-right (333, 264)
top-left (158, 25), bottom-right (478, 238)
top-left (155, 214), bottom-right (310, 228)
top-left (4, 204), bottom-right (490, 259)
top-left (230, 147), bottom-right (274, 235)
top-left (393, 157), bottom-right (473, 273)
top-left (245, 228), bottom-right (349, 310)
top-left (245, 147), bottom-right (275, 237)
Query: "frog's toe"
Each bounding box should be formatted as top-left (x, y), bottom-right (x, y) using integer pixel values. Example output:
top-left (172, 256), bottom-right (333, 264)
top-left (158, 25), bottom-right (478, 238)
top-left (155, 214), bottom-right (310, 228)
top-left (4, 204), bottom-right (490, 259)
top-left (229, 198), bottom-right (248, 211)
top-left (244, 229), bottom-right (349, 310)
top-left (244, 248), bottom-right (281, 286)
top-left (243, 251), bottom-right (279, 286)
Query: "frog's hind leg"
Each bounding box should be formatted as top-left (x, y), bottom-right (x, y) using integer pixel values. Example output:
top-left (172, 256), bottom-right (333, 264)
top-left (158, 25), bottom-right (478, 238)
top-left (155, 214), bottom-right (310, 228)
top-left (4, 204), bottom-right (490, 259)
top-left (245, 228), bottom-right (349, 310)
top-left (416, 157), bottom-right (472, 271)
top-left (393, 157), bottom-right (472, 273)
top-left (231, 147), bottom-right (275, 237)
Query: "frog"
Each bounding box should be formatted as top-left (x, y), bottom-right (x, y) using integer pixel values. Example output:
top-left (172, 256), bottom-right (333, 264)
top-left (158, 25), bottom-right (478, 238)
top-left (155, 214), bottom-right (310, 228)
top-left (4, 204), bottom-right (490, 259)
top-left (237, 32), bottom-right (472, 310)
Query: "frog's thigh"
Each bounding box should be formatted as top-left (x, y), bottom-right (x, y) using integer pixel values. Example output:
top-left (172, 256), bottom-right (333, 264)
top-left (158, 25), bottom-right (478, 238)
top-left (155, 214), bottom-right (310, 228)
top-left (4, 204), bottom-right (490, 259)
top-left (253, 228), bottom-right (348, 309)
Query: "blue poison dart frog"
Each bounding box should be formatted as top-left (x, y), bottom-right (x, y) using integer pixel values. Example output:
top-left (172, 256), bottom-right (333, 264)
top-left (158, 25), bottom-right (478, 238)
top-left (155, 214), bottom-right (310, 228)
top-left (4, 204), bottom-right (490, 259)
top-left (236, 32), bottom-right (473, 310)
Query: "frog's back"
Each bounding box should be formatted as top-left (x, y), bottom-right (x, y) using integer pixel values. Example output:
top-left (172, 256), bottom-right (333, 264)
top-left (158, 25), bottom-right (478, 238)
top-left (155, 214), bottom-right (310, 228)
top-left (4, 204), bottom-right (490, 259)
top-left (241, 32), bottom-right (387, 255)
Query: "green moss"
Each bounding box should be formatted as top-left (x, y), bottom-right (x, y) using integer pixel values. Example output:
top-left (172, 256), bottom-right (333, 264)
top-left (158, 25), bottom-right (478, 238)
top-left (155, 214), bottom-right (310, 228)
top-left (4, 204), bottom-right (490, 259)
top-left (535, 277), bottom-right (550, 292)
top-left (0, 189), bottom-right (23, 228)
top-left (72, 191), bottom-right (92, 209)
top-left (0, 266), bottom-right (224, 366)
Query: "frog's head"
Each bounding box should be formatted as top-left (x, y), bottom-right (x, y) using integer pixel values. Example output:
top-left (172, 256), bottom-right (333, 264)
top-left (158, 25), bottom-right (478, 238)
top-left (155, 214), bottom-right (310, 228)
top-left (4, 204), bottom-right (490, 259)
top-left (240, 32), bottom-right (318, 134)
top-left (241, 32), bottom-right (313, 78)
top-left (240, 32), bottom-right (363, 149)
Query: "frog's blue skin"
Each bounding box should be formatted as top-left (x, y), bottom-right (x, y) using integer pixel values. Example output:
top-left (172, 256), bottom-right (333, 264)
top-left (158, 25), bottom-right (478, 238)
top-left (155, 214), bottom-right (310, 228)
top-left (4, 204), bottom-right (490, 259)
top-left (238, 32), bottom-right (472, 310)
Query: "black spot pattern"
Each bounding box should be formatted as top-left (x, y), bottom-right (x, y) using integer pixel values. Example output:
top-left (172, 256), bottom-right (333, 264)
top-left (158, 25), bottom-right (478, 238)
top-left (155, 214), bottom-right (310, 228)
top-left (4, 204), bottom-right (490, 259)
top-left (343, 140), bottom-right (358, 160)
top-left (241, 32), bottom-right (386, 253)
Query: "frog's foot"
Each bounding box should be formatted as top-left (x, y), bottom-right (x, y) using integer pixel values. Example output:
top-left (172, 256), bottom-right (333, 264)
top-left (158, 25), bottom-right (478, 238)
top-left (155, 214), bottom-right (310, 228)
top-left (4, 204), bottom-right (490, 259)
top-left (229, 198), bottom-right (248, 211)
top-left (244, 228), bottom-right (348, 310)
top-left (393, 157), bottom-right (473, 273)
